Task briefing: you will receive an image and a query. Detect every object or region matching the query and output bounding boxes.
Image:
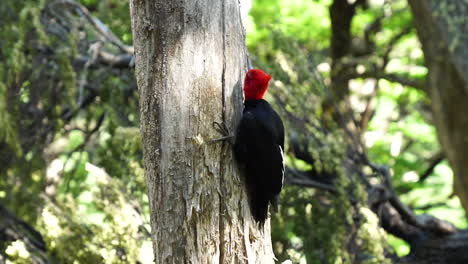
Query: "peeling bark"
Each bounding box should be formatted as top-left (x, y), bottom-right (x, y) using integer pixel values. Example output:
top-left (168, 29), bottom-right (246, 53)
top-left (129, 1), bottom-right (275, 263)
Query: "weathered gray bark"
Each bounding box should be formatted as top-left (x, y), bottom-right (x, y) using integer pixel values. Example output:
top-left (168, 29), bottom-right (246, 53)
top-left (129, 1), bottom-right (275, 263)
top-left (408, 0), bottom-right (468, 215)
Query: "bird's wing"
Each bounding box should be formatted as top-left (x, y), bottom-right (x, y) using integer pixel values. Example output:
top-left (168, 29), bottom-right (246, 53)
top-left (269, 143), bottom-right (284, 195)
top-left (235, 110), bottom-right (283, 184)
top-left (234, 107), bottom-right (285, 221)
top-left (234, 111), bottom-right (257, 165)
top-left (250, 114), bottom-right (284, 197)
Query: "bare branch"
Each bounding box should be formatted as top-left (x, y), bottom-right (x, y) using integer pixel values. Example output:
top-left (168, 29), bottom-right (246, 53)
top-left (285, 168), bottom-right (338, 193)
top-left (51, 0), bottom-right (134, 54)
top-left (368, 162), bottom-right (456, 235)
top-left (350, 71), bottom-right (425, 90)
top-left (75, 50), bottom-right (134, 69)
top-left (418, 151), bottom-right (445, 183)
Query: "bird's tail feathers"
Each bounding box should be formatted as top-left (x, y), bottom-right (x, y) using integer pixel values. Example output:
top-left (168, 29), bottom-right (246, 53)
top-left (250, 197), bottom-right (269, 226)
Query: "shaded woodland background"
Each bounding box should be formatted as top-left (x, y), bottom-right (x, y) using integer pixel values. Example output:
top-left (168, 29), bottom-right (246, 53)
top-left (1, 0), bottom-right (467, 263)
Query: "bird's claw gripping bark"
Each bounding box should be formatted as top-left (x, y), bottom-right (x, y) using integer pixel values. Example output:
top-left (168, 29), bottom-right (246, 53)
top-left (213, 121), bottom-right (230, 135)
top-left (209, 121), bottom-right (234, 144)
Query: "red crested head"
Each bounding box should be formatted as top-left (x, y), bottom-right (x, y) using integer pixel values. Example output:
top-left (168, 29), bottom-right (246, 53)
top-left (243, 69), bottom-right (272, 100)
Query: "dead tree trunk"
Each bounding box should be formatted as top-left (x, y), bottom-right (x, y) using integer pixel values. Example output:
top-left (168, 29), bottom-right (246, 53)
top-left (129, 1), bottom-right (275, 263)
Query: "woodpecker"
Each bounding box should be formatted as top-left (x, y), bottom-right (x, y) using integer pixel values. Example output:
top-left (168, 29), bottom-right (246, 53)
top-left (234, 69), bottom-right (285, 225)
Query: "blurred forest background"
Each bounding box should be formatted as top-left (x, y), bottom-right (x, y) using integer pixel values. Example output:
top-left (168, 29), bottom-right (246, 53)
top-left (1, 0), bottom-right (467, 263)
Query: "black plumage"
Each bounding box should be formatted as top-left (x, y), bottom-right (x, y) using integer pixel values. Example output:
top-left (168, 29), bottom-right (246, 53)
top-left (234, 99), bottom-right (285, 225)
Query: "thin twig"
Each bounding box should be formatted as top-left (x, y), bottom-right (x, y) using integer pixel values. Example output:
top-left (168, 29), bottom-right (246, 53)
top-left (418, 151), bottom-right (445, 183)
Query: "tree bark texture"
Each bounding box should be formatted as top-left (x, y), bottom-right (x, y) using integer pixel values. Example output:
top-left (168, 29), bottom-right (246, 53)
top-left (408, 0), bottom-right (468, 215)
top-left (129, 1), bottom-right (275, 263)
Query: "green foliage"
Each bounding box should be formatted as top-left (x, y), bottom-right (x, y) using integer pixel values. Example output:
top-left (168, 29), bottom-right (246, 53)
top-left (366, 78), bottom-right (467, 235)
top-left (248, 0), bottom-right (466, 260)
top-left (253, 21), bottom-right (393, 261)
top-left (0, 0), bottom-right (46, 156)
top-left (31, 124), bottom-right (150, 263)
top-left (387, 234), bottom-right (409, 257)
top-left (1, 0), bottom-right (466, 262)
top-left (96, 126), bottom-right (147, 210)
top-left (355, 207), bottom-right (392, 264)
top-left (248, 0), bottom-right (331, 53)
top-left (38, 173), bottom-right (147, 264)
top-left (0, 0), bottom-right (53, 221)
top-left (4, 240), bottom-right (32, 264)
top-left (0, 0), bottom-right (149, 262)
top-left (303, 177), bottom-right (352, 264)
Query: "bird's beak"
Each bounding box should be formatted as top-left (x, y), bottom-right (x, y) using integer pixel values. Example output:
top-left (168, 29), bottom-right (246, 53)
top-left (267, 74), bottom-right (272, 81)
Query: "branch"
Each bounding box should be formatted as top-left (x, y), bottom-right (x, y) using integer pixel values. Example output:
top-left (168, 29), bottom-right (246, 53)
top-left (368, 163), bottom-right (426, 227)
top-left (382, 26), bottom-right (413, 68)
top-left (0, 204), bottom-right (51, 263)
top-left (368, 162), bottom-right (456, 235)
top-left (285, 168), bottom-right (337, 193)
top-left (364, 12), bottom-right (385, 43)
top-left (350, 72), bottom-right (425, 90)
top-left (50, 0), bottom-right (134, 54)
top-left (359, 80), bottom-right (378, 130)
top-left (98, 50), bottom-right (134, 68)
top-left (413, 202), bottom-right (450, 211)
top-left (75, 50), bottom-right (134, 69)
top-left (418, 151), bottom-right (445, 183)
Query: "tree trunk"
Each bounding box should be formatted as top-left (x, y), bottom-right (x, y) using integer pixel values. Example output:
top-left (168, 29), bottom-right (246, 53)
top-left (408, 0), bottom-right (468, 216)
top-left (129, 1), bottom-right (275, 263)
